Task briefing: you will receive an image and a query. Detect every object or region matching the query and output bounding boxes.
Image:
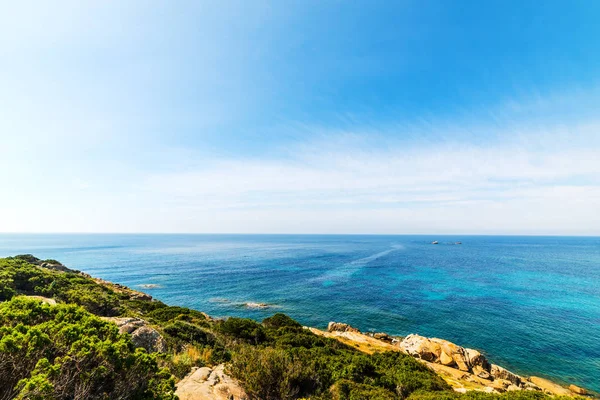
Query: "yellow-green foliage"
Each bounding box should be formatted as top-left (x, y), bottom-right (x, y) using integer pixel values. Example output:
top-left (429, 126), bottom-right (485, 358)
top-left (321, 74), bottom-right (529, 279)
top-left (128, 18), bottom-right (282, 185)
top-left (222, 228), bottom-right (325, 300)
top-left (0, 297), bottom-right (176, 400)
top-left (169, 345), bottom-right (207, 379)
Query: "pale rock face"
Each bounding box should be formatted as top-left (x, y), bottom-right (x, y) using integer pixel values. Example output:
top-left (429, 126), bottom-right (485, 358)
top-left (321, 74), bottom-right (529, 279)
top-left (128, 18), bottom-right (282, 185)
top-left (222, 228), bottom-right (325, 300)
top-left (400, 334), bottom-right (438, 361)
top-left (101, 317), bottom-right (166, 353)
top-left (452, 353), bottom-right (470, 372)
top-left (430, 338), bottom-right (470, 371)
top-left (131, 325), bottom-right (167, 353)
top-left (176, 364), bottom-right (247, 400)
top-left (439, 351), bottom-right (454, 366)
top-left (490, 364), bottom-right (521, 386)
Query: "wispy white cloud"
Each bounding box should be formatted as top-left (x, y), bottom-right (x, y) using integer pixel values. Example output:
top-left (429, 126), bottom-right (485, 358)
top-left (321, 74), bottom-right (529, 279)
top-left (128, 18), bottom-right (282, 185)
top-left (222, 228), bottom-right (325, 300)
top-left (2, 83), bottom-right (599, 234)
top-left (142, 123), bottom-right (600, 202)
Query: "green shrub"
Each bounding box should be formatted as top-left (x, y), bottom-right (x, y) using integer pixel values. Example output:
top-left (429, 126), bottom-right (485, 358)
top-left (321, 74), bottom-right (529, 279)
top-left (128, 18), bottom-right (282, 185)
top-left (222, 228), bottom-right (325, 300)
top-left (331, 379), bottom-right (396, 400)
top-left (229, 346), bottom-right (312, 400)
top-left (147, 306), bottom-right (207, 324)
top-left (218, 317), bottom-right (267, 344)
top-left (0, 297), bottom-right (176, 400)
top-left (163, 320), bottom-right (214, 348)
top-left (263, 313), bottom-right (302, 329)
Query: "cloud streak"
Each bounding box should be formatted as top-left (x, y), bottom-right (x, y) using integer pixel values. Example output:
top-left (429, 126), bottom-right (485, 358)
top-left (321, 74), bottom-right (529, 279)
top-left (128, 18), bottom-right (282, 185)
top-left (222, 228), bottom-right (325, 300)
top-left (141, 122), bottom-right (600, 212)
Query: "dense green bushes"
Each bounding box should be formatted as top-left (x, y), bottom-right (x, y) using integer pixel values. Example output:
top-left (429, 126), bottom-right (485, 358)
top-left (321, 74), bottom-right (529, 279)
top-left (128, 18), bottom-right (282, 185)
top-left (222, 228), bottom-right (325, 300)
top-left (229, 346), bottom-right (312, 399)
top-left (147, 306), bottom-right (207, 325)
top-left (218, 317), bottom-right (267, 344)
top-left (0, 256), bottom-right (126, 315)
top-left (223, 316), bottom-right (450, 400)
top-left (0, 297), bottom-right (176, 400)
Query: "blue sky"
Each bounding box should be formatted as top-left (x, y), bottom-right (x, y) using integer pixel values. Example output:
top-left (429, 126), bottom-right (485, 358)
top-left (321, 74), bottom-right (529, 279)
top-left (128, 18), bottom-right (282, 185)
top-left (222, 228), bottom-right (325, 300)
top-left (1, 1), bottom-right (599, 234)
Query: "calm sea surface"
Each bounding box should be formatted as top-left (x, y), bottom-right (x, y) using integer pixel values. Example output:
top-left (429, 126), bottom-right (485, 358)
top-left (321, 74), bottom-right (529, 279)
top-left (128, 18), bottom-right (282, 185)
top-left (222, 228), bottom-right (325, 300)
top-left (1, 234), bottom-right (599, 392)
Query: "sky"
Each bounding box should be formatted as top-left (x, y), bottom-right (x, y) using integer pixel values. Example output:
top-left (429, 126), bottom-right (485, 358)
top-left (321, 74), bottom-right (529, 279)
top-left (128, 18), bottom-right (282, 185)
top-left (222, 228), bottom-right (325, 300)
top-left (1, 0), bottom-right (600, 235)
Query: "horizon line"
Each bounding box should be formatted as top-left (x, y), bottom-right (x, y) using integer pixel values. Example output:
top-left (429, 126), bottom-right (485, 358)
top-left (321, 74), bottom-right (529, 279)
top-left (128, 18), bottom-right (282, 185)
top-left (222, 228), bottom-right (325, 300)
top-left (1, 232), bottom-right (599, 238)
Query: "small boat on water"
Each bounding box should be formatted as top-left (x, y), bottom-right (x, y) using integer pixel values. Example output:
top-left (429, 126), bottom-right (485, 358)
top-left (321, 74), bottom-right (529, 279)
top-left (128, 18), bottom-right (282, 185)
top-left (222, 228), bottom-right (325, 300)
top-left (455, 241), bottom-right (462, 245)
top-left (431, 241), bottom-right (439, 244)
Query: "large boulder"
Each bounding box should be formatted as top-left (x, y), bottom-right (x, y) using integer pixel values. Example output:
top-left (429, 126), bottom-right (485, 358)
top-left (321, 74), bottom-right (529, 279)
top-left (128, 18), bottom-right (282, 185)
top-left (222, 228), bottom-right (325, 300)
top-left (327, 322), bottom-right (360, 333)
top-left (439, 350), bottom-right (454, 366)
top-left (176, 364), bottom-right (247, 400)
top-left (430, 338), bottom-right (470, 372)
top-left (131, 326), bottom-right (167, 353)
top-left (400, 335), bottom-right (494, 374)
top-left (399, 334), bottom-right (441, 362)
top-left (465, 348), bottom-right (490, 371)
top-left (101, 317), bottom-right (166, 353)
top-left (373, 332), bottom-right (393, 342)
top-left (569, 384), bottom-right (587, 395)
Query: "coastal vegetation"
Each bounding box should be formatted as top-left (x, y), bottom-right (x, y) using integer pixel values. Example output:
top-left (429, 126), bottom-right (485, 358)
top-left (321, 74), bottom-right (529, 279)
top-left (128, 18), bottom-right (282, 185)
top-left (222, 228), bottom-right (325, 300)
top-left (0, 255), bottom-right (585, 399)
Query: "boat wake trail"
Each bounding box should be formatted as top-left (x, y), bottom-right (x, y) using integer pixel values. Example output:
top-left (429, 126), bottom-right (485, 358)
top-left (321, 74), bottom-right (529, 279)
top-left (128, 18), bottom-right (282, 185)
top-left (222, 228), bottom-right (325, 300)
top-left (316, 245), bottom-right (404, 286)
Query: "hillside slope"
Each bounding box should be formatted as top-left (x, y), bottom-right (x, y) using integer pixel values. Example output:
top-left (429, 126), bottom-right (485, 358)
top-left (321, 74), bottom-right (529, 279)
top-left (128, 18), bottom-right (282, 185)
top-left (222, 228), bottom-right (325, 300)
top-left (0, 255), bottom-right (588, 400)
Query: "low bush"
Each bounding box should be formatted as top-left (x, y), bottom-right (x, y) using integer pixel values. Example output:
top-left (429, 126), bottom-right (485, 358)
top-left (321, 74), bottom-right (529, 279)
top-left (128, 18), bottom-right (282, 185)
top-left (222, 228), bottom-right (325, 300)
top-left (163, 320), bottom-right (214, 348)
top-left (218, 317), bottom-right (267, 344)
top-left (147, 306), bottom-right (207, 324)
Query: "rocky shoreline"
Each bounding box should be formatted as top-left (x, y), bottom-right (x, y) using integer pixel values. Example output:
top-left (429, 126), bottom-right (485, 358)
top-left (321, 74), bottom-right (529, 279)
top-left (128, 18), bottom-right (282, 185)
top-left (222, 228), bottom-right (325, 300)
top-left (318, 322), bottom-right (592, 398)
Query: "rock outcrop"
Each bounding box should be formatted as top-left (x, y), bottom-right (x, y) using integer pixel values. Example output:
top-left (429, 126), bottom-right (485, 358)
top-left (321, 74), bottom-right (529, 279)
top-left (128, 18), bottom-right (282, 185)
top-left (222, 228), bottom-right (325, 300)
top-left (131, 325), bottom-right (167, 353)
top-left (176, 364), bottom-right (247, 400)
top-left (395, 334), bottom-right (589, 396)
top-left (399, 334), bottom-right (519, 382)
top-left (373, 332), bottom-right (394, 343)
top-left (16, 254), bottom-right (79, 273)
top-left (570, 384), bottom-right (588, 395)
top-left (489, 364), bottom-right (521, 386)
top-left (328, 321), bottom-right (360, 333)
top-left (101, 317), bottom-right (167, 353)
top-left (529, 376), bottom-right (573, 396)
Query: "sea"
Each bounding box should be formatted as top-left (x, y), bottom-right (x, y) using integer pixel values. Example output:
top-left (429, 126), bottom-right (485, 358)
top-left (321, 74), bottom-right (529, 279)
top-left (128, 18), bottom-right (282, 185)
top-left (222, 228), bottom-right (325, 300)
top-left (0, 234), bottom-right (598, 392)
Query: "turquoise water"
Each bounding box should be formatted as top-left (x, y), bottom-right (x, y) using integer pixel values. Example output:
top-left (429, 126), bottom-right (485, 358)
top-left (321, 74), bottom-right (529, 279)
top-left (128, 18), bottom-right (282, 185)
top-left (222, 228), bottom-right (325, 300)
top-left (1, 234), bottom-right (599, 392)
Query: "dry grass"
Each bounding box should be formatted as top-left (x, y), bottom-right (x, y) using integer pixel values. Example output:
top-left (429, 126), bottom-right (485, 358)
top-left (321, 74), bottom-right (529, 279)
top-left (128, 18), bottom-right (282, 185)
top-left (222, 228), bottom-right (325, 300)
top-left (307, 327), bottom-right (401, 354)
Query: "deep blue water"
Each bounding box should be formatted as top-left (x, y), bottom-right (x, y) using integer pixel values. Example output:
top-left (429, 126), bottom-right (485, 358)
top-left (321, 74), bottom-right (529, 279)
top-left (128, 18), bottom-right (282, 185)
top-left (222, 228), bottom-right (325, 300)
top-left (1, 234), bottom-right (599, 392)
